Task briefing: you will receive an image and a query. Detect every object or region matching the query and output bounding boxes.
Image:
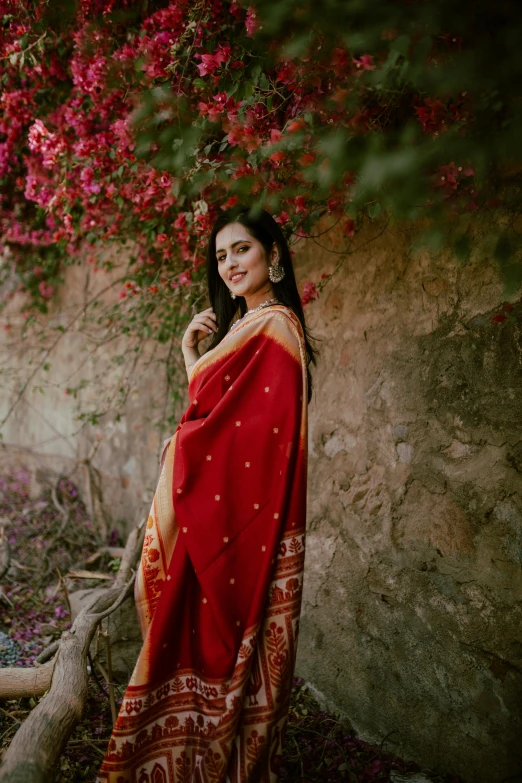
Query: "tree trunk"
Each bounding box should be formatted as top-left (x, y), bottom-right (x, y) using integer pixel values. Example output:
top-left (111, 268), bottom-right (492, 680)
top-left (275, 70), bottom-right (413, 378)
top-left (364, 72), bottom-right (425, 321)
top-left (0, 520), bottom-right (144, 783)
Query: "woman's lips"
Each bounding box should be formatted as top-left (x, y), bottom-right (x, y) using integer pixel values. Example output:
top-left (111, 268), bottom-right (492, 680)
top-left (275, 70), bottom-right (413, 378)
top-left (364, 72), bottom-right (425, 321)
top-left (230, 272), bottom-right (246, 283)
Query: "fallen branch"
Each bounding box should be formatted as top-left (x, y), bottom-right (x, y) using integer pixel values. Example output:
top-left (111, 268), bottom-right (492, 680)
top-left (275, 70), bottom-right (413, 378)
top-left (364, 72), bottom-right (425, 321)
top-left (35, 640), bottom-right (60, 665)
top-left (0, 519), bottom-right (144, 783)
top-left (0, 660), bottom-right (55, 700)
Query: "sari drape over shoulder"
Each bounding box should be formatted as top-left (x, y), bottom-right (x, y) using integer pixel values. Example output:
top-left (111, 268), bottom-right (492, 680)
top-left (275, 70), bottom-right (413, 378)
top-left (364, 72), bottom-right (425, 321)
top-left (96, 304), bottom-right (308, 783)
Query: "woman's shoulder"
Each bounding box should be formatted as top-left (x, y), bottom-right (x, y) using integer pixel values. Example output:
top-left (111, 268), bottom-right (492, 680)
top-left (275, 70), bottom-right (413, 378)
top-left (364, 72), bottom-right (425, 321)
top-left (261, 303), bottom-right (303, 333)
top-left (254, 302), bottom-right (298, 323)
top-left (255, 304), bottom-right (305, 354)
top-left (227, 303), bottom-right (304, 350)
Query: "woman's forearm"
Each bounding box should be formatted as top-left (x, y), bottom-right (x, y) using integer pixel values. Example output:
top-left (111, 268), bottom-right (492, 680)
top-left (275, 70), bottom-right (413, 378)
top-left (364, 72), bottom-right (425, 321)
top-left (182, 345), bottom-right (200, 380)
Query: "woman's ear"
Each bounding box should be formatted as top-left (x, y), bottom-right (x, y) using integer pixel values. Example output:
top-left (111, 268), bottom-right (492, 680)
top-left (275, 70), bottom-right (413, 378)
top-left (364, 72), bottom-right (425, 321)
top-left (270, 242), bottom-right (280, 264)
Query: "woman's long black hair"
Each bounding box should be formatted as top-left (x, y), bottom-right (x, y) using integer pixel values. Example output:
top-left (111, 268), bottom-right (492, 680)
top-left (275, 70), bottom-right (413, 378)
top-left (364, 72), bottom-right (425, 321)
top-left (203, 204), bottom-right (319, 404)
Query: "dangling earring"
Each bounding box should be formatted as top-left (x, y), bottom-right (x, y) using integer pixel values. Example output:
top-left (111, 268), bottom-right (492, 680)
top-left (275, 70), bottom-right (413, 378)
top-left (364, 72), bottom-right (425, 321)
top-left (268, 258), bottom-right (285, 283)
top-left (230, 289), bottom-right (236, 299)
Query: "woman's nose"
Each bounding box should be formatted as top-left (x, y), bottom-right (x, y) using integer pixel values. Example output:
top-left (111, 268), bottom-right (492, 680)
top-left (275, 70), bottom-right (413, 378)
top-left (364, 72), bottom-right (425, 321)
top-left (224, 253), bottom-right (238, 269)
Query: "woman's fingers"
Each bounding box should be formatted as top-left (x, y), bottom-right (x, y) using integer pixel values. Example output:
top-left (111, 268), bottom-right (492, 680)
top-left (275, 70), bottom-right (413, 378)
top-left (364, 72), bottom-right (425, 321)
top-left (192, 314), bottom-right (217, 333)
top-left (182, 309), bottom-right (218, 348)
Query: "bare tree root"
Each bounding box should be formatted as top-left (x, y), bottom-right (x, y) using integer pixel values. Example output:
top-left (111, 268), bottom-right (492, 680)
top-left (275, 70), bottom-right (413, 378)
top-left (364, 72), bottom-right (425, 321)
top-left (0, 520), bottom-right (145, 783)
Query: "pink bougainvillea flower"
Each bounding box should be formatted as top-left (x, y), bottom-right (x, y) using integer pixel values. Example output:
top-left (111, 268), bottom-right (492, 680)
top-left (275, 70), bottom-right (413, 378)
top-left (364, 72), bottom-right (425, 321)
top-left (79, 166), bottom-right (101, 195)
top-left (173, 213), bottom-right (188, 230)
top-left (269, 150), bottom-right (286, 164)
top-left (294, 195), bottom-right (307, 213)
top-left (343, 218), bottom-right (356, 236)
top-left (227, 126), bottom-right (243, 147)
top-left (199, 102), bottom-right (221, 123)
top-left (287, 118), bottom-right (306, 134)
top-left (27, 119), bottom-right (65, 168)
top-left (298, 152), bottom-right (315, 166)
top-left (331, 48), bottom-right (350, 77)
top-left (275, 62), bottom-right (296, 84)
top-left (178, 270), bottom-right (192, 286)
top-left (220, 196), bottom-right (239, 210)
top-left (245, 6), bottom-right (261, 37)
top-left (194, 44), bottom-right (230, 77)
top-left (436, 162), bottom-right (460, 194)
top-left (414, 97), bottom-right (446, 134)
top-left (353, 54), bottom-right (376, 71)
top-left (38, 281), bottom-right (54, 299)
top-left (301, 281), bottom-right (319, 306)
top-left (229, 0), bottom-right (244, 19)
top-left (275, 211), bottom-right (289, 225)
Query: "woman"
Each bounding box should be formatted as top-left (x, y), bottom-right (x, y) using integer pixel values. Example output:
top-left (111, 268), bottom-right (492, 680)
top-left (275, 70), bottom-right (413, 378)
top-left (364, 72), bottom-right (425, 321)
top-left (97, 205), bottom-right (318, 783)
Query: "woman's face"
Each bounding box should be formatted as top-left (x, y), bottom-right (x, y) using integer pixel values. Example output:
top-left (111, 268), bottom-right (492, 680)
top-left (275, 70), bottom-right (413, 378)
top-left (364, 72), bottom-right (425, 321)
top-left (215, 222), bottom-right (278, 300)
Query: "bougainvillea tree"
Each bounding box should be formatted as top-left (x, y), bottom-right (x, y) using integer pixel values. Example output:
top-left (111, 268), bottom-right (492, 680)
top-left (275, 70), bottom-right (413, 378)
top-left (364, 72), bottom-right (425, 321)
top-left (0, 0), bottom-right (521, 429)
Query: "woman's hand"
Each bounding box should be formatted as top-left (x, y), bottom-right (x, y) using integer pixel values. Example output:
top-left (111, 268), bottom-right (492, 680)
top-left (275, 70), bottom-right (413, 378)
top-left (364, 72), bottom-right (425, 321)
top-left (181, 307), bottom-right (218, 351)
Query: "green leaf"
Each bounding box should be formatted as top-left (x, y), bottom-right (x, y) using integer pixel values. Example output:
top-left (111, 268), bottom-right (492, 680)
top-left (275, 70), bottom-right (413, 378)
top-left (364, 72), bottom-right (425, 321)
top-left (368, 202), bottom-right (382, 219)
top-left (251, 64), bottom-right (262, 84)
top-left (453, 235), bottom-right (471, 263)
top-left (192, 77), bottom-right (207, 89)
top-left (390, 34), bottom-right (410, 57)
top-left (241, 81), bottom-right (255, 99)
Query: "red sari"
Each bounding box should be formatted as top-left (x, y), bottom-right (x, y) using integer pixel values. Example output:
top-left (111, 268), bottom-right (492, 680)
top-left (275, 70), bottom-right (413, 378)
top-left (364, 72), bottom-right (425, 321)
top-left (96, 304), bottom-right (308, 783)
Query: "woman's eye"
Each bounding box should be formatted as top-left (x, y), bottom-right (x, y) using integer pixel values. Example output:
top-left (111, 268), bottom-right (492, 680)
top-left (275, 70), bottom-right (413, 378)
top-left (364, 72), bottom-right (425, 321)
top-left (238, 246), bottom-right (248, 252)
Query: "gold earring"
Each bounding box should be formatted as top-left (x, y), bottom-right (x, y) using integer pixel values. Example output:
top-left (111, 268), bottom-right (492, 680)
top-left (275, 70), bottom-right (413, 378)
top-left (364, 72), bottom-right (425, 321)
top-left (268, 258), bottom-right (285, 283)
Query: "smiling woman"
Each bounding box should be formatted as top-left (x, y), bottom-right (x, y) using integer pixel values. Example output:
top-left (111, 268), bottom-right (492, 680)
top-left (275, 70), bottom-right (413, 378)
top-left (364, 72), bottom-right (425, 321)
top-left (215, 224), bottom-right (281, 312)
top-left (96, 205), bottom-right (319, 783)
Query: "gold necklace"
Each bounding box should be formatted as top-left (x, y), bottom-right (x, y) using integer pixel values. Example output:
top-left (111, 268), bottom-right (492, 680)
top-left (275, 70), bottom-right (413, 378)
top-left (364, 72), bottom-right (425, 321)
top-left (228, 297), bottom-right (279, 331)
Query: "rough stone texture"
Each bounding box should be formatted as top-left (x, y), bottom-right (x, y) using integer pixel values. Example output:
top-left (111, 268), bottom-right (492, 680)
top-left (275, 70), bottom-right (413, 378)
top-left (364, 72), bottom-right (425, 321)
top-left (1, 218), bottom-right (521, 781)
top-left (297, 218), bottom-right (522, 783)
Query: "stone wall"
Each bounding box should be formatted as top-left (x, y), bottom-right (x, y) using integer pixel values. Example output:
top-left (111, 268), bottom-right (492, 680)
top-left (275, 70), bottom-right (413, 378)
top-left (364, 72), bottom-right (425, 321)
top-left (1, 217), bottom-right (521, 781)
top-left (0, 259), bottom-right (178, 534)
top-left (298, 218), bottom-right (522, 783)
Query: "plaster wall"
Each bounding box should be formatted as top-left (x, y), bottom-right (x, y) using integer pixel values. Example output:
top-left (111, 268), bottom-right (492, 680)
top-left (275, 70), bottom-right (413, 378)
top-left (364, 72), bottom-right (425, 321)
top-left (0, 260), bottom-right (178, 533)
